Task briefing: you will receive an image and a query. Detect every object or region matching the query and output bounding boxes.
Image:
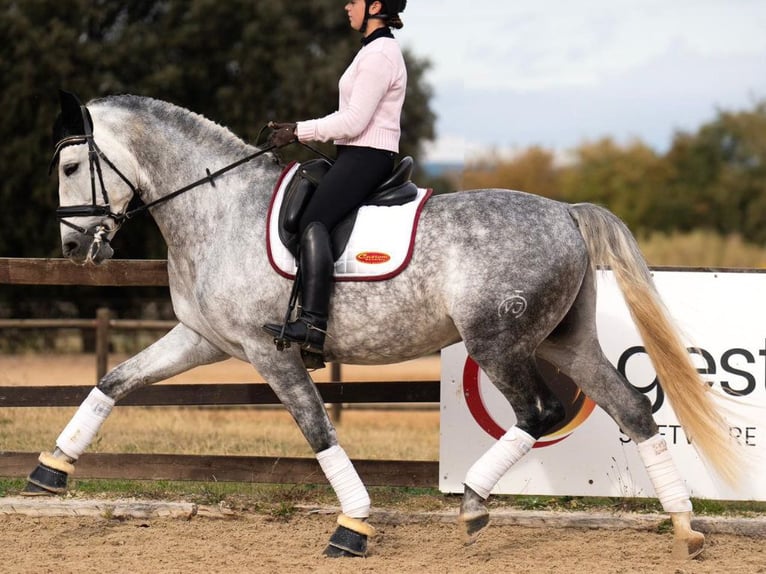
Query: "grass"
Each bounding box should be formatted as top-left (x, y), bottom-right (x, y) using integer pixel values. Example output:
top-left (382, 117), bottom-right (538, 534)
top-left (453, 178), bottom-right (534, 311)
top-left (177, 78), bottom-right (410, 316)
top-left (0, 406), bottom-right (441, 460)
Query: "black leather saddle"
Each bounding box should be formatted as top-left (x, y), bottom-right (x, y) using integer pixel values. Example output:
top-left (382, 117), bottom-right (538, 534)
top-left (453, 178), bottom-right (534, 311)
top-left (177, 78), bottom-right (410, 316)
top-left (277, 156), bottom-right (418, 259)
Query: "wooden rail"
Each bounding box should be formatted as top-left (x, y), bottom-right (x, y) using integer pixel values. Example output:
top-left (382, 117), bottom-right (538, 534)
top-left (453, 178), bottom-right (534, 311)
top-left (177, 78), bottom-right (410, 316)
top-left (0, 452), bottom-right (438, 487)
top-left (0, 381), bottom-right (440, 408)
top-left (0, 311), bottom-right (176, 381)
top-left (0, 258), bottom-right (440, 486)
top-left (0, 257), bottom-right (168, 286)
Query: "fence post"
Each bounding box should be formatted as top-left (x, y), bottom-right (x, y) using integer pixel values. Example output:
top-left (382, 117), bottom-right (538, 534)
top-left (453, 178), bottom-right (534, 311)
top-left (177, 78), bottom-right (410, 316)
top-left (330, 362), bottom-right (343, 423)
top-left (95, 307), bottom-right (111, 382)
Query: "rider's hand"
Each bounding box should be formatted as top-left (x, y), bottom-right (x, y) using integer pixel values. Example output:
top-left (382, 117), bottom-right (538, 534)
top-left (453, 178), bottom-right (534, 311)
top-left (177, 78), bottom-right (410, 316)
top-left (267, 121), bottom-right (298, 147)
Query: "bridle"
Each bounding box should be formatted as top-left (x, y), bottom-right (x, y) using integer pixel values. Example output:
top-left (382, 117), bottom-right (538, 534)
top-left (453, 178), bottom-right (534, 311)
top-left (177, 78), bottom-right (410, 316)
top-left (51, 104), bottom-right (276, 240)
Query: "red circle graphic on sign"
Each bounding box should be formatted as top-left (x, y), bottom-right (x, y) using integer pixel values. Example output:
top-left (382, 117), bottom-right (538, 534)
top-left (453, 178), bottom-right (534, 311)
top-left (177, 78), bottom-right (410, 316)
top-left (462, 357), bottom-right (596, 448)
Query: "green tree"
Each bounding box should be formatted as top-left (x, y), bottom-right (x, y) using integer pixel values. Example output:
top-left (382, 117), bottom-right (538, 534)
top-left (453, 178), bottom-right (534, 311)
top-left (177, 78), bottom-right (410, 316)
top-left (665, 101), bottom-right (766, 243)
top-left (0, 0), bottom-right (435, 258)
top-left (559, 138), bottom-right (672, 233)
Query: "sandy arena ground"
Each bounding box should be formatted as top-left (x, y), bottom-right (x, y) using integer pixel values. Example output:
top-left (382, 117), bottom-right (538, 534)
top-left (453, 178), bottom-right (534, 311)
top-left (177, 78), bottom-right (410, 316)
top-left (1, 509), bottom-right (764, 574)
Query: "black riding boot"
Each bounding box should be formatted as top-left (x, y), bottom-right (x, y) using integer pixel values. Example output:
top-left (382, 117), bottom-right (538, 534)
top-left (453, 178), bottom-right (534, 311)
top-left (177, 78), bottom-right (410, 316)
top-left (263, 222), bottom-right (333, 354)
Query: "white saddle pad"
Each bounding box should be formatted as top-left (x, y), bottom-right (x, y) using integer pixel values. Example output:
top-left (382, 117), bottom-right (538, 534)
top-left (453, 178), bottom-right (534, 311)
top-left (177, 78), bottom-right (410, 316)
top-left (266, 162), bottom-right (432, 281)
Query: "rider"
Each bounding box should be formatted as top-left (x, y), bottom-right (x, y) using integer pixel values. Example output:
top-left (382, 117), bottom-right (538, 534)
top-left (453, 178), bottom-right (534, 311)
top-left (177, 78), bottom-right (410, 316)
top-left (263, 0), bottom-right (408, 356)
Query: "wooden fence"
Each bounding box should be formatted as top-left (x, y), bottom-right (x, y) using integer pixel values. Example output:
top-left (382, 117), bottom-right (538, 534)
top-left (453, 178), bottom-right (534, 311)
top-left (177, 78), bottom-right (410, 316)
top-left (0, 258), bottom-right (440, 487)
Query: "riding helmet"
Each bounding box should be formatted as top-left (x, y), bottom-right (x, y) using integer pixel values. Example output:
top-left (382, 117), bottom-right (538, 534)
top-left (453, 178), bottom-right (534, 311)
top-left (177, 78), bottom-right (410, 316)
top-left (365, 0), bottom-right (406, 29)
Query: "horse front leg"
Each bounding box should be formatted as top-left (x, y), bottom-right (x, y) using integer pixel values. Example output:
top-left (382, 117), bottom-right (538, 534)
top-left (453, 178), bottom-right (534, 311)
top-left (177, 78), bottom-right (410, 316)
top-left (255, 355), bottom-right (373, 558)
top-left (23, 323), bottom-right (227, 496)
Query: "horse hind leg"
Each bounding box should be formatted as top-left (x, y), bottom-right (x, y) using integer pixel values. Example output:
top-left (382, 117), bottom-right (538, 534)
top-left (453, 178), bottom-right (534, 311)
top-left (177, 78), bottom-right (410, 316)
top-left (457, 353), bottom-right (567, 543)
top-left (536, 272), bottom-right (703, 559)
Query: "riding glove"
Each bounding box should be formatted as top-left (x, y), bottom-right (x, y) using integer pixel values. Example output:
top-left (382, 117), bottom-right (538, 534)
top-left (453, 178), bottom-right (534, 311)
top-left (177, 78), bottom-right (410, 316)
top-left (268, 121), bottom-right (298, 147)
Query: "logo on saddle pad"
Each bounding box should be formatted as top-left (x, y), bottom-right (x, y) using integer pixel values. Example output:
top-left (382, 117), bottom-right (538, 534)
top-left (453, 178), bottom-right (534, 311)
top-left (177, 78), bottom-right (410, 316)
top-left (356, 251), bottom-right (391, 265)
top-left (266, 162), bottom-right (432, 282)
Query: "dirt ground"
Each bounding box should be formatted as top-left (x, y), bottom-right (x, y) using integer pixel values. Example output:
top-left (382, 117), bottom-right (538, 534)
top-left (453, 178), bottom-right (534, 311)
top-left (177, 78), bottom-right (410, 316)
top-left (1, 510), bottom-right (764, 574)
top-left (2, 354), bottom-right (765, 573)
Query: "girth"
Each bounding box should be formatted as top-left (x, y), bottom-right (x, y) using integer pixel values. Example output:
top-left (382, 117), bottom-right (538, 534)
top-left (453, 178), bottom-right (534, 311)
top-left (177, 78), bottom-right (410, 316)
top-left (277, 156), bottom-right (417, 259)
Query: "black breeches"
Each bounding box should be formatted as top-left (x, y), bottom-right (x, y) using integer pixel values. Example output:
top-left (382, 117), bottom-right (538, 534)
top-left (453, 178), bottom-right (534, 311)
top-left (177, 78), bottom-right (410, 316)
top-left (298, 145), bottom-right (395, 236)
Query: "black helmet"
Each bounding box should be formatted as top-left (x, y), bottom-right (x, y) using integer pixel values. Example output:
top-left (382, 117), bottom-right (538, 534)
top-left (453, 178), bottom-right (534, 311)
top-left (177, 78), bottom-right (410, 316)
top-left (365, 0), bottom-right (406, 30)
top-left (382, 0), bottom-right (407, 13)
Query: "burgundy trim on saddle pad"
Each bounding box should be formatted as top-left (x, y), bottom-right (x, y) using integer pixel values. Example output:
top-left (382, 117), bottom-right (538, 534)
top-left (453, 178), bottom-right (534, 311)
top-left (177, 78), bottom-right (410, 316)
top-left (265, 161), bottom-right (299, 281)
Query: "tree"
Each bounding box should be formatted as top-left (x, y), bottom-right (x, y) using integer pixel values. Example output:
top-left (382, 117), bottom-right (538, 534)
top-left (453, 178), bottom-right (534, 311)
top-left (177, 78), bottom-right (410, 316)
top-left (665, 101), bottom-right (766, 243)
top-left (463, 147), bottom-right (561, 198)
top-left (559, 138), bottom-right (673, 233)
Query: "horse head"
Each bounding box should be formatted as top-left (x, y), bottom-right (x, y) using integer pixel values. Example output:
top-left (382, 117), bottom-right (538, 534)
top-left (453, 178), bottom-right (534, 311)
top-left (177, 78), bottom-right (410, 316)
top-left (51, 90), bottom-right (142, 264)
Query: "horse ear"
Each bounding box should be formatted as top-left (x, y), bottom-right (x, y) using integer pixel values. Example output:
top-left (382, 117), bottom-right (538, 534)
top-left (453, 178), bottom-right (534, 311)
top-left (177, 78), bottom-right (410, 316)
top-left (52, 89), bottom-right (86, 145)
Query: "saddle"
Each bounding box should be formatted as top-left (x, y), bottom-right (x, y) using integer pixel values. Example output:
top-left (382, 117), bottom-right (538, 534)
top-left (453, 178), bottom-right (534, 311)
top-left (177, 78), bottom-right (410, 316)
top-left (277, 156), bottom-right (418, 259)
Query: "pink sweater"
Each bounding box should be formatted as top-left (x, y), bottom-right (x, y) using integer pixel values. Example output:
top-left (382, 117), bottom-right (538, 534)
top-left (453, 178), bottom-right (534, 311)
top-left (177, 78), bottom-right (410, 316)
top-left (296, 37), bottom-right (407, 153)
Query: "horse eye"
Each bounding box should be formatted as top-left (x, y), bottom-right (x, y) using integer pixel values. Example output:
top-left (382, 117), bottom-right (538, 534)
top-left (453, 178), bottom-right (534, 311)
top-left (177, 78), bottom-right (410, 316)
top-left (63, 163), bottom-right (79, 177)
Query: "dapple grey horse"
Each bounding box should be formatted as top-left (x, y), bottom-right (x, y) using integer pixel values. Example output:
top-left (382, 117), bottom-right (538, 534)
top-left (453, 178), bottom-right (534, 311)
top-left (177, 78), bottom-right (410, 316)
top-left (26, 92), bottom-right (740, 559)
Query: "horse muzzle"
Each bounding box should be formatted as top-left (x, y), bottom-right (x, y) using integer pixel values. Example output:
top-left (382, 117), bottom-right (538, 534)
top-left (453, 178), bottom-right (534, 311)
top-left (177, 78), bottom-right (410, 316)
top-left (61, 224), bottom-right (115, 265)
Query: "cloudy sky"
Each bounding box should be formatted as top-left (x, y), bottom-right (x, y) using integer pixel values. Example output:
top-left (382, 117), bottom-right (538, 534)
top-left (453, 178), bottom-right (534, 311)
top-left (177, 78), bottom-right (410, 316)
top-left (397, 0), bottom-right (766, 162)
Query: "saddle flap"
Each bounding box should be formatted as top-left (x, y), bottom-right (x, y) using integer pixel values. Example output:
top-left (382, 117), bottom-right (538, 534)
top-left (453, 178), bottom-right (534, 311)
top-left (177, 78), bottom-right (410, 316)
top-left (281, 159), bottom-right (332, 234)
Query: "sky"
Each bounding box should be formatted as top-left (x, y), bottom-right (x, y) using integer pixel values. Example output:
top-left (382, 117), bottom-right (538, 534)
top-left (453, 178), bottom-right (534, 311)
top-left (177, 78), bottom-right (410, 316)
top-left (396, 0), bottom-right (766, 163)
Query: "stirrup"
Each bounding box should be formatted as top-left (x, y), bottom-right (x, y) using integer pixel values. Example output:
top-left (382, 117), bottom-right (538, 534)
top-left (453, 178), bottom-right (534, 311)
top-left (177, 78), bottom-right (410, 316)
top-left (263, 318), bottom-right (327, 354)
top-left (271, 266), bottom-right (303, 351)
top-left (262, 322), bottom-right (294, 351)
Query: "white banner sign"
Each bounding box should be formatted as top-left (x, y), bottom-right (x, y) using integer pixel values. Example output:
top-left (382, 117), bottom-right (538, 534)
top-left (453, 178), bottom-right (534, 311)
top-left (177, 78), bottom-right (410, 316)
top-left (439, 270), bottom-right (766, 500)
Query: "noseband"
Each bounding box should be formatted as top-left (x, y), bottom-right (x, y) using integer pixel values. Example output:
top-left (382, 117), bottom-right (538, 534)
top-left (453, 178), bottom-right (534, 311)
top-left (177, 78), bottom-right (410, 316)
top-left (51, 104), bottom-right (276, 239)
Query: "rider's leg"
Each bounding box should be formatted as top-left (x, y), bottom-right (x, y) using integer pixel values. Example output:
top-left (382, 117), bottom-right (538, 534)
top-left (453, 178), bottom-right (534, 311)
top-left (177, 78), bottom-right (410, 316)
top-left (264, 222), bottom-right (333, 353)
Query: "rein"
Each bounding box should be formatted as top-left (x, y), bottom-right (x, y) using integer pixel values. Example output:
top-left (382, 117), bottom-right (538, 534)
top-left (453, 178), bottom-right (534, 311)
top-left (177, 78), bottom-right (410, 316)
top-left (123, 143), bottom-right (277, 220)
top-left (52, 104), bottom-right (275, 237)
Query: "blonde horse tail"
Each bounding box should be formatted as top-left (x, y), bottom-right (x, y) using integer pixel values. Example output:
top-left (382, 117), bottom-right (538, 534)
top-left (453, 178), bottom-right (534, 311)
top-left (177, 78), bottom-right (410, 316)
top-left (569, 202), bottom-right (741, 485)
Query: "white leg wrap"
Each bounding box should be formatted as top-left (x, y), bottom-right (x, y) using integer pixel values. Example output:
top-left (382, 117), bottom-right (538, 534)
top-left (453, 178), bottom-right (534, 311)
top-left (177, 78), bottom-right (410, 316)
top-left (637, 434), bottom-right (693, 513)
top-left (316, 445), bottom-right (370, 519)
top-left (56, 387), bottom-right (115, 460)
top-left (464, 426), bottom-right (536, 499)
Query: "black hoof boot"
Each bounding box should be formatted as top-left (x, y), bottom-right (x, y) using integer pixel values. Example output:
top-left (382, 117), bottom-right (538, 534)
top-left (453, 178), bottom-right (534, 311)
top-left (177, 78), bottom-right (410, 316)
top-left (323, 515), bottom-right (375, 558)
top-left (22, 452), bottom-right (74, 496)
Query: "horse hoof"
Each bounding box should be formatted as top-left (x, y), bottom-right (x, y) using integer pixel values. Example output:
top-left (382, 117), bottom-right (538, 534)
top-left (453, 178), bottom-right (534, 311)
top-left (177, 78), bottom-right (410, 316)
top-left (459, 509), bottom-right (490, 545)
top-left (323, 524), bottom-right (368, 558)
top-left (672, 531), bottom-right (705, 560)
top-left (21, 453), bottom-right (73, 496)
top-left (20, 481), bottom-right (59, 497)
